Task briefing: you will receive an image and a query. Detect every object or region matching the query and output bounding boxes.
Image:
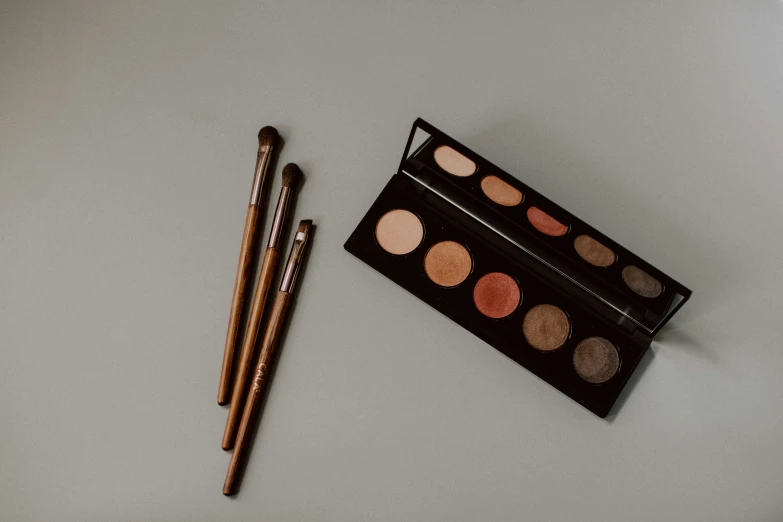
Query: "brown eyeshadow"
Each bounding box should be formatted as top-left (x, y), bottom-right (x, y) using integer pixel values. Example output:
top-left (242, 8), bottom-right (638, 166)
top-left (573, 337), bottom-right (620, 384)
top-left (473, 272), bottom-right (520, 319)
top-left (433, 145), bottom-right (476, 177)
top-left (522, 304), bottom-right (570, 351)
top-left (480, 175), bottom-right (523, 207)
top-left (374, 209), bottom-right (424, 255)
top-left (622, 265), bottom-right (663, 298)
top-left (423, 241), bottom-right (472, 287)
top-left (527, 207), bottom-right (568, 236)
top-left (574, 235), bottom-right (616, 267)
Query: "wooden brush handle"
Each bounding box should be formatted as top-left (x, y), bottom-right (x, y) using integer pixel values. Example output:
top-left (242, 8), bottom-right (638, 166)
top-left (217, 205), bottom-right (261, 405)
top-left (222, 247), bottom-right (280, 450)
top-left (223, 291), bottom-right (292, 496)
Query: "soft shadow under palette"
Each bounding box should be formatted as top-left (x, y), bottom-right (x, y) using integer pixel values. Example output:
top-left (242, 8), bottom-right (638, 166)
top-left (344, 119), bottom-right (691, 417)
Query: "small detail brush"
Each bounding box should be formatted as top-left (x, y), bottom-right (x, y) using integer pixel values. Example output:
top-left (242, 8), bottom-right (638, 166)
top-left (217, 126), bottom-right (278, 405)
top-left (223, 220), bottom-right (313, 496)
top-left (222, 163), bottom-right (302, 449)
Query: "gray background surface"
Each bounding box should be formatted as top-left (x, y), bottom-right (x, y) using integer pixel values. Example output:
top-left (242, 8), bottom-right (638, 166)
top-left (2, 1), bottom-right (783, 521)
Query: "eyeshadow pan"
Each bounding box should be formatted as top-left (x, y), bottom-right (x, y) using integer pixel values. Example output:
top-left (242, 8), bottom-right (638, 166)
top-left (574, 235), bottom-right (616, 267)
top-left (375, 209), bottom-right (423, 255)
top-left (433, 145), bottom-right (476, 177)
top-left (424, 241), bottom-right (472, 287)
top-left (473, 272), bottom-right (521, 319)
top-left (573, 337), bottom-right (620, 384)
top-left (480, 175), bottom-right (523, 207)
top-left (523, 304), bottom-right (570, 351)
top-left (622, 265), bottom-right (663, 298)
top-left (527, 207), bottom-right (568, 237)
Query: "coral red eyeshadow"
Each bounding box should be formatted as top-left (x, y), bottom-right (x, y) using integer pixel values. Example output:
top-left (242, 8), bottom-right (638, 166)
top-left (527, 207), bottom-right (568, 236)
top-left (473, 272), bottom-right (521, 319)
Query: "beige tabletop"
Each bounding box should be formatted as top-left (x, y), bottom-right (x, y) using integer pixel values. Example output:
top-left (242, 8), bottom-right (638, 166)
top-left (2, 2), bottom-right (783, 521)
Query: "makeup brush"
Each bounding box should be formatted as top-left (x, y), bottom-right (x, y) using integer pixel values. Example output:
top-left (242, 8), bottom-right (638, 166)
top-left (223, 220), bottom-right (313, 496)
top-left (221, 163), bottom-right (302, 450)
top-left (217, 126), bottom-right (278, 405)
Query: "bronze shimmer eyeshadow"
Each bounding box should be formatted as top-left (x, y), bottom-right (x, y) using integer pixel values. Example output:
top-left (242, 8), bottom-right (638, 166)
top-left (481, 176), bottom-right (523, 207)
top-left (424, 241), bottom-right (472, 287)
top-left (345, 118), bottom-right (692, 417)
top-left (574, 235), bottom-right (616, 268)
top-left (522, 304), bottom-right (571, 352)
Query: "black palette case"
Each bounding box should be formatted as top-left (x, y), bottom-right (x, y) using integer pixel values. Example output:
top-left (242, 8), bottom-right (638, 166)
top-left (345, 118), bottom-right (691, 417)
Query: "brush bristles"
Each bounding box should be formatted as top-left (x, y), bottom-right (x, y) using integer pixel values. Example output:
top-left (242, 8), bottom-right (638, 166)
top-left (297, 219), bottom-right (313, 235)
top-left (257, 126), bottom-right (278, 148)
top-left (282, 163), bottom-right (302, 189)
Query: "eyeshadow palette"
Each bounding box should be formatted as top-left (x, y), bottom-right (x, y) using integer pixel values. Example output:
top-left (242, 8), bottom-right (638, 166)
top-left (344, 119), bottom-right (691, 417)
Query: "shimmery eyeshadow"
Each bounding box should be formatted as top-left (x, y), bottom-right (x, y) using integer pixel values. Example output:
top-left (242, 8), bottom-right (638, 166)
top-left (574, 235), bottom-right (616, 267)
top-left (433, 145), bottom-right (477, 177)
top-left (424, 241), bottom-right (472, 287)
top-left (622, 265), bottom-right (663, 298)
top-left (480, 175), bottom-right (523, 207)
top-left (522, 304), bottom-right (571, 351)
top-left (374, 209), bottom-right (423, 255)
top-left (527, 207), bottom-right (568, 236)
top-left (473, 272), bottom-right (521, 319)
top-left (573, 337), bottom-right (620, 384)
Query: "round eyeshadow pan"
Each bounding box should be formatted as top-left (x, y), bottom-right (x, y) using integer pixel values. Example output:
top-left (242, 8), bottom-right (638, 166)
top-left (480, 175), bottom-right (523, 207)
top-left (473, 272), bottom-right (521, 319)
top-left (424, 241), bottom-right (472, 287)
top-left (573, 337), bottom-right (620, 384)
top-left (522, 304), bottom-right (571, 351)
top-left (526, 207), bottom-right (568, 237)
top-left (574, 234), bottom-right (616, 267)
top-left (374, 209), bottom-right (424, 255)
top-left (622, 265), bottom-right (663, 298)
top-left (433, 145), bottom-right (477, 177)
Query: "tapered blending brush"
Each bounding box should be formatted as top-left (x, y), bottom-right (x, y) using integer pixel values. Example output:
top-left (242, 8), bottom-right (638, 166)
top-left (222, 163), bottom-right (302, 449)
top-left (217, 126), bottom-right (278, 405)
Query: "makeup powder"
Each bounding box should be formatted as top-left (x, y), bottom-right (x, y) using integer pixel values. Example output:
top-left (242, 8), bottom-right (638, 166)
top-left (523, 304), bottom-right (570, 351)
top-left (574, 235), bottom-right (616, 267)
top-left (622, 265), bottom-right (663, 298)
top-left (375, 209), bottom-right (424, 255)
top-left (573, 337), bottom-right (620, 384)
top-left (527, 207), bottom-right (568, 237)
top-left (433, 145), bottom-right (476, 177)
top-left (424, 241), bottom-right (472, 287)
top-left (473, 272), bottom-right (521, 319)
top-left (480, 176), bottom-right (523, 207)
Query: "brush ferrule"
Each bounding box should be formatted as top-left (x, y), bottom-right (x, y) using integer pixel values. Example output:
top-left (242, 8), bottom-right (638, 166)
top-left (267, 186), bottom-right (292, 250)
top-left (280, 221), bottom-right (312, 293)
top-left (249, 148), bottom-right (273, 206)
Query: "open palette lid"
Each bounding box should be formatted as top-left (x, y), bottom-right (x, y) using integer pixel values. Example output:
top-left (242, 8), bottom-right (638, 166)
top-left (398, 118), bottom-right (691, 338)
